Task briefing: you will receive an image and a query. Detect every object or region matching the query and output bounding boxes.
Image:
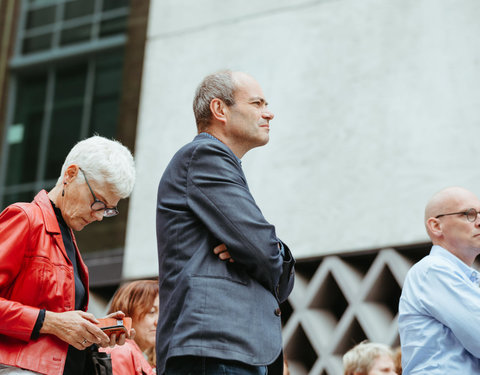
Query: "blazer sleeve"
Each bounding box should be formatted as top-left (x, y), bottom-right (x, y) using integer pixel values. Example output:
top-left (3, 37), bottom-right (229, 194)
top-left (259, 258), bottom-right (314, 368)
top-left (186, 142), bottom-right (294, 301)
top-left (0, 205), bottom-right (41, 341)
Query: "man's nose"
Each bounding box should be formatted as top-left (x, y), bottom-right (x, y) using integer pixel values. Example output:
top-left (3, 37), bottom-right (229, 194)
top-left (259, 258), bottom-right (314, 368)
top-left (262, 109), bottom-right (274, 120)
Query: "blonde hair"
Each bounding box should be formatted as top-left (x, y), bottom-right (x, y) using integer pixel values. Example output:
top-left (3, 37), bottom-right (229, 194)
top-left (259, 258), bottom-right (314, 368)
top-left (343, 341), bottom-right (394, 375)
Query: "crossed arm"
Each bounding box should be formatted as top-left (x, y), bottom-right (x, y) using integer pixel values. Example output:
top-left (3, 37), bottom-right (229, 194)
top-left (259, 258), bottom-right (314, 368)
top-left (187, 143), bottom-right (294, 300)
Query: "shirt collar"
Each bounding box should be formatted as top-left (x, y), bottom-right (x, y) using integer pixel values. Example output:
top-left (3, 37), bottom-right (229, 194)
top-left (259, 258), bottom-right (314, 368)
top-left (431, 245), bottom-right (480, 286)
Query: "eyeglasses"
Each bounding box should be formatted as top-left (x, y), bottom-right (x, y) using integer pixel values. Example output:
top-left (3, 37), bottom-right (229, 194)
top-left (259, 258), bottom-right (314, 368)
top-left (79, 168), bottom-right (119, 218)
top-left (435, 208), bottom-right (480, 222)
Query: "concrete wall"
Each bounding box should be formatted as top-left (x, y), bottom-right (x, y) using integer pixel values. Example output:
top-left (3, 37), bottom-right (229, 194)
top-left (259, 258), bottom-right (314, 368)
top-left (124, 0), bottom-right (480, 279)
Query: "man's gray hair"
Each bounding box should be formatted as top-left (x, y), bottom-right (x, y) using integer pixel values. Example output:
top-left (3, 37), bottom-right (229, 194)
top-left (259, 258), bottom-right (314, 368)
top-left (193, 70), bottom-right (237, 131)
top-left (57, 135), bottom-right (135, 198)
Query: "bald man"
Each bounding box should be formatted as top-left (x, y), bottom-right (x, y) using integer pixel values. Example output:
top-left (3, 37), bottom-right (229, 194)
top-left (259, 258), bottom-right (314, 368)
top-left (398, 187), bottom-right (480, 374)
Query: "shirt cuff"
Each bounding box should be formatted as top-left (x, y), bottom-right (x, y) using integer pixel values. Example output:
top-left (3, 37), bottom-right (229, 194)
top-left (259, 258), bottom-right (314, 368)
top-left (31, 309), bottom-right (46, 340)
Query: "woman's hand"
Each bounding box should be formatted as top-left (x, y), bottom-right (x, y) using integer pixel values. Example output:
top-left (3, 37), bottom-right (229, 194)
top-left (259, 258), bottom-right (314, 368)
top-left (100, 310), bottom-right (136, 348)
top-left (40, 310), bottom-right (110, 350)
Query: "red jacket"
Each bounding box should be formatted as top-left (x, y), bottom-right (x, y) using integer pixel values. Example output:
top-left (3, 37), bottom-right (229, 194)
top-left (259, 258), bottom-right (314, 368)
top-left (102, 339), bottom-right (155, 375)
top-left (0, 190), bottom-right (89, 375)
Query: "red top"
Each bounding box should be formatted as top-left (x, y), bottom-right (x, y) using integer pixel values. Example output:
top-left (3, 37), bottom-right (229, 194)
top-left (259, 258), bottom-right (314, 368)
top-left (102, 339), bottom-right (155, 375)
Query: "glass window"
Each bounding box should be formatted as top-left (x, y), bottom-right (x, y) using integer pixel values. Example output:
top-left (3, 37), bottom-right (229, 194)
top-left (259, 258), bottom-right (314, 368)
top-left (3, 190), bottom-right (38, 207)
top-left (100, 16), bottom-right (127, 38)
top-left (1, 0), bottom-right (130, 215)
top-left (20, 0), bottom-right (129, 56)
top-left (26, 5), bottom-right (56, 29)
top-left (89, 52), bottom-right (123, 137)
top-left (102, 0), bottom-right (129, 11)
top-left (60, 24), bottom-right (92, 46)
top-left (6, 73), bottom-right (47, 186)
top-left (63, 0), bottom-right (95, 21)
top-left (2, 47), bottom-right (126, 209)
top-left (28, 0), bottom-right (57, 5)
top-left (22, 33), bottom-right (52, 53)
top-left (45, 63), bottom-right (87, 180)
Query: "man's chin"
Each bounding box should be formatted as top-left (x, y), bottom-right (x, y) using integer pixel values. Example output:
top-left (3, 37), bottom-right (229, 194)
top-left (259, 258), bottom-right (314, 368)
top-left (260, 136), bottom-right (270, 146)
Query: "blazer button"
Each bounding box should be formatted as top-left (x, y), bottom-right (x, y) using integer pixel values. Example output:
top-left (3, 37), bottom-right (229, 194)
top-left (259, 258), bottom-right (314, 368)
top-left (274, 308), bottom-right (281, 316)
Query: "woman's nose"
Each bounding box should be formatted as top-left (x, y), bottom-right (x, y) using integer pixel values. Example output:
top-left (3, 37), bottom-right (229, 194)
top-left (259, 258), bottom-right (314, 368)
top-left (93, 210), bottom-right (104, 221)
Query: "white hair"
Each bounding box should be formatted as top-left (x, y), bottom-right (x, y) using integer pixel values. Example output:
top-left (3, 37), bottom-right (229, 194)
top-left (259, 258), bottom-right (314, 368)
top-left (57, 135), bottom-right (135, 198)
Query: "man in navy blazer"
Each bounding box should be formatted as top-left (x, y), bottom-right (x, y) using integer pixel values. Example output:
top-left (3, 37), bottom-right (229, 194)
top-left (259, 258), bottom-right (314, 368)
top-left (156, 70), bottom-right (295, 375)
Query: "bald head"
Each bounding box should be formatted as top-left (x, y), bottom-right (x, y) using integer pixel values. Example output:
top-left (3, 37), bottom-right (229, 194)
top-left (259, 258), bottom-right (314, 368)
top-left (424, 187), bottom-right (480, 265)
top-left (425, 187), bottom-right (479, 224)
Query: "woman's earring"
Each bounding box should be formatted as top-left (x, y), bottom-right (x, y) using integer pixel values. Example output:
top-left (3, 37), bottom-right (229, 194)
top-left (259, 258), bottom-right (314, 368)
top-left (62, 182), bottom-right (66, 197)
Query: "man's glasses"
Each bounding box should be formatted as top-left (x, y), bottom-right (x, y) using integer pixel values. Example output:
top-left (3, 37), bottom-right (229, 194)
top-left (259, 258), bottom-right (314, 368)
top-left (79, 168), bottom-right (119, 218)
top-left (435, 208), bottom-right (480, 222)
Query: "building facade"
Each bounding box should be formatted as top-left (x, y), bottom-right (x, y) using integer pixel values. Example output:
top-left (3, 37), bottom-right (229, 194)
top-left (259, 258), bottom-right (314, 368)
top-left (2, 1), bottom-right (480, 374)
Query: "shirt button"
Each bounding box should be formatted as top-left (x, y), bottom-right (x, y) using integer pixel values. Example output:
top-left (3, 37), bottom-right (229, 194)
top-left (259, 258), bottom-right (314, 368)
top-left (274, 308), bottom-right (281, 316)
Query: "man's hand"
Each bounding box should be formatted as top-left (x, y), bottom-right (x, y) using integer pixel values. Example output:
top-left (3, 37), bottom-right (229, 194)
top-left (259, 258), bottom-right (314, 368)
top-left (100, 310), bottom-right (136, 348)
top-left (213, 243), bottom-right (234, 262)
top-left (41, 310), bottom-right (110, 350)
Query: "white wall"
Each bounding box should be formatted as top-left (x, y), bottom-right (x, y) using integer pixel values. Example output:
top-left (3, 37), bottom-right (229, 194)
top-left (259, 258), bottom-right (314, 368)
top-left (124, 0), bottom-right (480, 278)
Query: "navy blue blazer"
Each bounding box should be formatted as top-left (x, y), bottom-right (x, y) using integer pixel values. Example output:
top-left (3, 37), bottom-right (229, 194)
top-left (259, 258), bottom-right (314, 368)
top-left (156, 133), bottom-right (295, 374)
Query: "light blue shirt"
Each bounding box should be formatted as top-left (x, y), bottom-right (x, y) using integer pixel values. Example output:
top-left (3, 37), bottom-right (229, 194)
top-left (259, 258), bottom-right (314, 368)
top-left (398, 245), bottom-right (480, 374)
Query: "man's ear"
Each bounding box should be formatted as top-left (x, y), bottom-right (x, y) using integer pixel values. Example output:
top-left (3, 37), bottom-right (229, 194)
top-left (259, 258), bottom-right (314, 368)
top-left (210, 98), bottom-right (227, 124)
top-left (426, 217), bottom-right (443, 239)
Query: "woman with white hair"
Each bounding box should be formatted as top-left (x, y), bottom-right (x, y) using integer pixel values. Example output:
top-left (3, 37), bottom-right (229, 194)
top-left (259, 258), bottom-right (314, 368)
top-left (0, 136), bottom-right (136, 375)
top-left (343, 341), bottom-right (398, 375)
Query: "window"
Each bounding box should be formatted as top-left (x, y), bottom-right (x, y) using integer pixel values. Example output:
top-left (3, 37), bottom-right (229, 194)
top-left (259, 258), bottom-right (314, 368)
top-left (1, 0), bottom-right (129, 210)
top-left (21, 0), bottom-right (129, 53)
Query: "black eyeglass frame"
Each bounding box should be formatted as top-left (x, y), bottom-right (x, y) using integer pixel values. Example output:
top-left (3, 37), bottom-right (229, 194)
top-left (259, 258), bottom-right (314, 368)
top-left (435, 208), bottom-right (480, 223)
top-left (79, 168), bottom-right (119, 218)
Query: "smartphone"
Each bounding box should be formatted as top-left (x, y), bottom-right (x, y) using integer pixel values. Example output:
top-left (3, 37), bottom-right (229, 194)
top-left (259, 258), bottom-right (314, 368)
top-left (96, 317), bottom-right (132, 336)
